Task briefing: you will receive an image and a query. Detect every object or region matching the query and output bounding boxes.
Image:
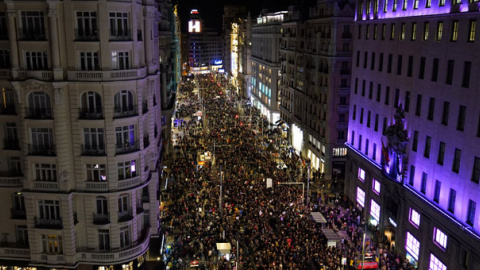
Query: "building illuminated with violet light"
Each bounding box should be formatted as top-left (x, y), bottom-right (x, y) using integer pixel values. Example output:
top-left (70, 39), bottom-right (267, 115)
top-left (345, 0), bottom-right (480, 268)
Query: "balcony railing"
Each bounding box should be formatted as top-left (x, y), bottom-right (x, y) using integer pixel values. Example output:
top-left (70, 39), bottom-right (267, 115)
top-left (0, 105), bottom-right (16, 115)
top-left (82, 144), bottom-right (106, 156)
top-left (118, 210), bottom-right (133, 222)
top-left (79, 108), bottom-right (103, 119)
top-left (109, 29), bottom-right (132, 41)
top-left (93, 213), bottom-right (110, 225)
top-left (118, 176), bottom-right (141, 189)
top-left (28, 144), bottom-right (56, 156)
top-left (25, 107), bottom-right (53, 119)
top-left (114, 105), bottom-right (137, 118)
top-left (3, 138), bottom-right (20, 150)
top-left (11, 208), bottom-right (26, 219)
top-left (33, 181), bottom-right (59, 190)
top-left (116, 140), bottom-right (139, 154)
top-left (18, 28), bottom-right (46, 41)
top-left (84, 181), bottom-right (108, 191)
top-left (67, 67), bottom-right (147, 82)
top-left (0, 172), bottom-right (23, 187)
top-left (75, 29), bottom-right (99, 41)
top-left (34, 217), bottom-right (62, 229)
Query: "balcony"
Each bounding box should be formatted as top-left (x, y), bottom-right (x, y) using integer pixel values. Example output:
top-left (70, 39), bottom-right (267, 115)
top-left (0, 172), bottom-right (23, 187)
top-left (67, 67), bottom-right (147, 82)
top-left (18, 28), bottom-right (46, 41)
top-left (3, 138), bottom-right (20, 150)
top-left (0, 246), bottom-right (30, 259)
top-left (109, 29), bottom-right (132, 41)
top-left (79, 108), bottom-right (103, 119)
top-left (114, 105), bottom-right (138, 118)
top-left (75, 29), bottom-right (99, 41)
top-left (0, 105), bottom-right (16, 115)
top-left (25, 107), bottom-right (53, 119)
top-left (34, 217), bottom-right (63, 229)
top-left (0, 70), bottom-right (12, 79)
top-left (118, 176), bottom-right (141, 189)
top-left (83, 181), bottom-right (108, 191)
top-left (118, 210), bottom-right (133, 222)
top-left (33, 181), bottom-right (59, 191)
top-left (17, 70), bottom-right (53, 81)
top-left (11, 208), bottom-right (26, 219)
top-left (93, 213), bottom-right (110, 225)
top-left (28, 144), bottom-right (56, 156)
top-left (116, 140), bottom-right (140, 155)
top-left (82, 144), bottom-right (106, 156)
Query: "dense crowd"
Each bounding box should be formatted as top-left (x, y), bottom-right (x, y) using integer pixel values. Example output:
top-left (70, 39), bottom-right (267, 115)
top-left (160, 75), bottom-right (414, 270)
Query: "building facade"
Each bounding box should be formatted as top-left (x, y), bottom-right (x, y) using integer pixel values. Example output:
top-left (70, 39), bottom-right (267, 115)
top-left (346, 0), bottom-right (480, 268)
top-left (0, 0), bottom-right (163, 269)
top-left (222, 5), bottom-right (248, 77)
top-left (279, 1), bottom-right (355, 181)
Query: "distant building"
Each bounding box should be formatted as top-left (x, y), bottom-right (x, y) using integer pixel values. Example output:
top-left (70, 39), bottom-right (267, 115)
top-left (222, 5), bottom-right (248, 77)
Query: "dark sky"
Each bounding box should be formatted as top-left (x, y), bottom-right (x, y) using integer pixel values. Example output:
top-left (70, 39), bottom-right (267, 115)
top-left (176, 0), bottom-right (301, 33)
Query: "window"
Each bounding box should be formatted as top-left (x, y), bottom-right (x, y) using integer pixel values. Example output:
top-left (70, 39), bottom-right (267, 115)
top-left (424, 136), bottom-right (431, 158)
top-left (0, 50), bottom-right (10, 69)
top-left (370, 53), bottom-right (376, 70)
top-left (86, 164), bottom-right (107, 181)
top-left (96, 196), bottom-right (108, 215)
top-left (76, 11), bottom-right (98, 39)
top-left (413, 0), bottom-right (419, 8)
top-left (428, 98), bottom-right (435, 121)
top-left (118, 194), bottom-right (130, 213)
top-left (373, 143), bottom-right (377, 160)
top-left (25, 51), bottom-right (48, 70)
top-left (98, 229), bottom-right (110, 250)
top-left (419, 57), bottom-right (425, 79)
top-left (423, 22), bottom-right (429, 40)
top-left (355, 78), bottom-right (358, 94)
top-left (16, 225), bottom-right (29, 247)
top-left (397, 55), bottom-right (402, 75)
top-left (409, 208), bottom-right (421, 227)
top-left (367, 111), bottom-right (371, 127)
top-left (374, 24), bottom-right (378, 39)
top-left (433, 227), bottom-right (448, 250)
top-left (393, 0), bottom-right (398, 11)
top-left (21, 11), bottom-right (46, 40)
top-left (446, 60), bottom-right (454, 85)
top-left (366, 25), bottom-right (370, 39)
top-left (370, 199), bottom-right (380, 223)
top-left (357, 187), bottom-right (365, 207)
top-left (409, 165), bottom-right (415, 185)
top-left (433, 180), bottom-right (441, 203)
top-left (439, 0), bottom-right (445, 6)
top-left (356, 51), bottom-right (360, 67)
top-left (369, 82), bottom-right (373, 99)
top-left (374, 114), bottom-right (379, 131)
top-left (448, 188), bottom-right (456, 213)
top-left (387, 54), bottom-right (392, 73)
top-left (109, 12), bottom-right (129, 37)
top-left (5, 122), bottom-right (19, 149)
top-left (84, 128), bottom-right (105, 152)
top-left (405, 91), bottom-right (410, 112)
top-left (358, 168), bottom-right (366, 182)
top-left (360, 108), bottom-right (364, 124)
top-left (421, 172), bottom-right (427, 194)
top-left (390, 23), bottom-right (395, 40)
top-left (467, 200), bottom-right (476, 226)
top-left (385, 86), bottom-right (390, 105)
top-left (80, 52), bottom-right (99, 71)
top-left (405, 232), bottom-right (420, 260)
top-left (429, 254), bottom-right (447, 270)
top-left (402, 0), bottom-right (408, 10)
top-left (0, 12), bottom-right (6, 37)
top-left (365, 139), bottom-right (369, 155)
top-left (351, 130), bottom-right (355, 145)
top-left (426, 0), bottom-right (431, 7)
top-left (35, 163), bottom-right (57, 181)
top-left (451, 20), bottom-right (459, 41)
top-left (114, 90), bottom-right (134, 113)
top-left (441, 102), bottom-right (449, 126)
top-left (382, 24), bottom-right (386, 39)
top-left (119, 226), bottom-right (131, 248)
top-left (415, 94), bottom-right (422, 116)
top-left (112, 51), bottom-right (130, 70)
top-left (28, 92), bottom-right (52, 117)
top-left (376, 84), bottom-right (381, 102)
top-left (400, 23), bottom-right (405, 40)
top-left (462, 61), bottom-right (471, 88)
top-left (373, 179), bottom-right (381, 194)
top-left (431, 58), bottom-right (439, 82)
top-left (363, 52), bottom-right (368, 68)
top-left (468, 20), bottom-right (476, 42)
top-left (394, 88), bottom-right (400, 108)
top-left (472, 157), bottom-right (480, 184)
top-left (379, 53), bottom-right (384, 71)
top-left (39, 200), bottom-right (61, 220)
top-left (384, 0), bottom-right (388, 12)
top-left (42, 235), bottom-right (63, 254)
top-left (353, 105), bottom-right (356, 120)
top-left (412, 131), bottom-right (419, 151)
top-left (452, 148), bottom-right (461, 173)
top-left (118, 160), bottom-right (137, 180)
top-left (437, 142), bottom-right (445, 165)
top-left (81, 91), bottom-right (103, 116)
top-left (457, 105), bottom-right (466, 131)
top-left (407, 56), bottom-right (413, 77)
top-left (359, 135), bottom-right (363, 150)
top-left (436, 21), bottom-right (443, 41)
top-left (383, 117), bottom-right (387, 133)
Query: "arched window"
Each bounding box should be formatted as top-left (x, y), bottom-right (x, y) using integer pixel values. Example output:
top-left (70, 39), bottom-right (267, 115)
top-left (80, 91), bottom-right (102, 118)
top-left (114, 90), bottom-right (134, 113)
top-left (27, 92), bottom-right (51, 118)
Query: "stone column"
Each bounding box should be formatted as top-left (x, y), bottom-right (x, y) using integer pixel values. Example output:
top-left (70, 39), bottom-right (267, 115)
top-left (48, 2), bottom-right (62, 80)
top-left (7, 9), bottom-right (20, 77)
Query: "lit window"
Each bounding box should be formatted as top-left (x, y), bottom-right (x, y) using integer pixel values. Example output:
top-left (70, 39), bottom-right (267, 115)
top-left (436, 21), bottom-right (443, 41)
top-left (370, 199), bottom-right (380, 222)
top-left (434, 227), bottom-right (448, 249)
top-left (405, 232), bottom-right (420, 260)
top-left (373, 179), bottom-right (381, 194)
top-left (409, 208), bottom-right (421, 228)
top-left (358, 168), bottom-right (366, 181)
top-left (451, 21), bottom-right (458, 42)
top-left (357, 187), bottom-right (365, 207)
top-left (468, 20), bottom-right (476, 42)
top-left (429, 254), bottom-right (447, 270)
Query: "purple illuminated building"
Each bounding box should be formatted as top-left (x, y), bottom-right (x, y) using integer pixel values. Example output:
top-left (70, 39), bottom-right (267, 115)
top-left (345, 0), bottom-right (480, 268)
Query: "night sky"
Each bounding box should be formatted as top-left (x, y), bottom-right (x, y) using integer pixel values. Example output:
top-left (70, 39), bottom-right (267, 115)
top-left (176, 0), bottom-right (310, 33)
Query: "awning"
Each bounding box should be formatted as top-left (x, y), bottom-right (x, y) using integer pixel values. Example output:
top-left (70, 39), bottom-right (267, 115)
top-left (311, 212), bottom-right (327, 224)
top-left (322, 228), bottom-right (342, 242)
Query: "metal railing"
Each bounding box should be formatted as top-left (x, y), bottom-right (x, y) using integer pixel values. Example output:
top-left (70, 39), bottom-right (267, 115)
top-left (118, 210), bottom-right (133, 222)
top-left (81, 144), bottom-right (106, 156)
top-left (116, 140), bottom-right (139, 154)
top-left (113, 105), bottom-right (137, 118)
top-left (93, 213), bottom-right (110, 225)
top-left (28, 144), bottom-right (56, 156)
top-left (0, 105), bottom-right (16, 115)
top-left (25, 107), bottom-right (53, 119)
top-left (11, 208), bottom-right (26, 219)
top-left (3, 138), bottom-right (20, 150)
top-left (109, 29), bottom-right (132, 41)
top-left (79, 108), bottom-right (103, 119)
top-left (75, 28), bottom-right (99, 41)
top-left (18, 28), bottom-right (46, 41)
top-left (34, 217), bottom-right (62, 229)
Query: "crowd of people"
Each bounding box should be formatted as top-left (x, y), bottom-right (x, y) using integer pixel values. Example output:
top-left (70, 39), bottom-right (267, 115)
top-left (160, 74), bottom-right (414, 270)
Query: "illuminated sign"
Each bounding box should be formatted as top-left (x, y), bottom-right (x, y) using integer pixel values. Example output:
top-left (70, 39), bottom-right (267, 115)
top-left (190, 9), bottom-right (199, 14)
top-left (213, 60), bottom-right (222, 65)
top-left (189, 20), bottom-right (201, 33)
top-left (219, 69), bottom-right (225, 73)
